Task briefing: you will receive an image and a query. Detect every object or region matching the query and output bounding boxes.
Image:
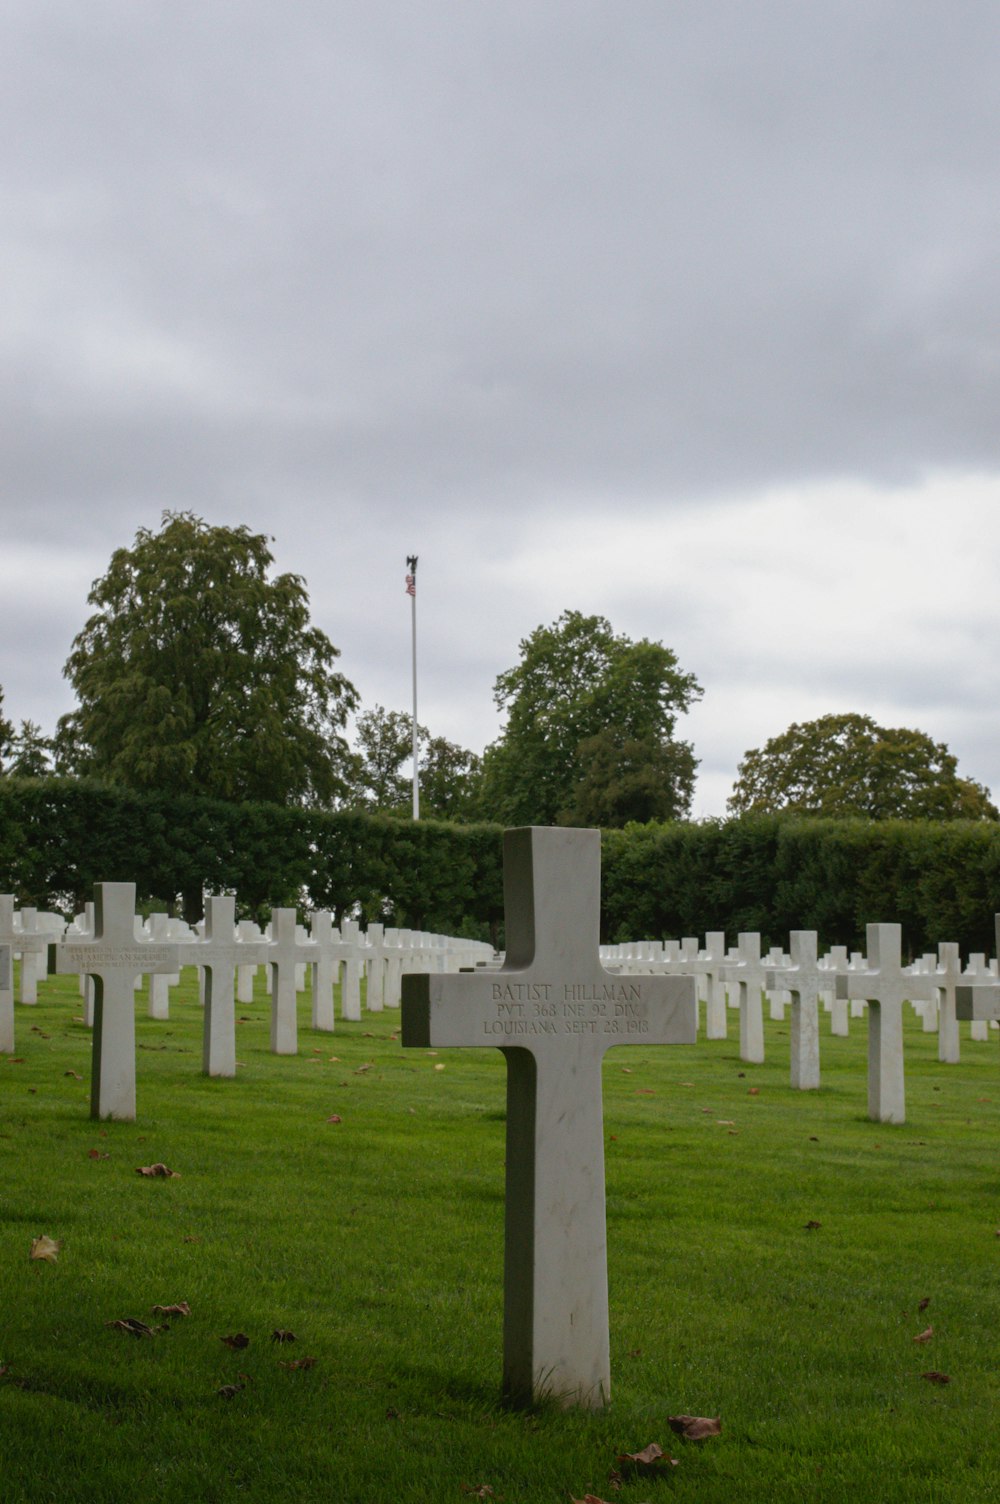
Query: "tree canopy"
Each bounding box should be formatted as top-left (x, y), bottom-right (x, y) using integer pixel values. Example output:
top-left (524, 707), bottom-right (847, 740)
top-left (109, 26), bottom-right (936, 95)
top-left (480, 610), bottom-right (702, 826)
top-left (0, 687), bottom-right (14, 772)
top-left (58, 512), bottom-right (358, 807)
top-left (727, 712), bottom-right (998, 821)
top-left (346, 704), bottom-right (483, 822)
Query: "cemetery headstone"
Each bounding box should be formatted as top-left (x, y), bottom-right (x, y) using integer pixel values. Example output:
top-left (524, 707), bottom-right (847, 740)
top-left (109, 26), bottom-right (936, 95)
top-left (835, 923), bottom-right (933, 1124)
top-left (0, 942), bottom-right (12, 1053)
top-left (50, 882), bottom-right (181, 1120)
top-left (766, 931), bottom-right (823, 1090)
top-left (401, 827), bottom-right (697, 1409)
top-left (719, 933), bottom-right (767, 1064)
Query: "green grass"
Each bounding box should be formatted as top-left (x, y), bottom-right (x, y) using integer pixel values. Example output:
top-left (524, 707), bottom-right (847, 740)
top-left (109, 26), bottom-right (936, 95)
top-left (2, 973), bottom-right (1000, 1503)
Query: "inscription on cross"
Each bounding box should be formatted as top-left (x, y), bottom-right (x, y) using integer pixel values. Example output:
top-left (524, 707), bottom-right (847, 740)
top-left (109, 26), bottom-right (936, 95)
top-left (50, 882), bottom-right (181, 1121)
top-left (401, 827), bottom-right (697, 1409)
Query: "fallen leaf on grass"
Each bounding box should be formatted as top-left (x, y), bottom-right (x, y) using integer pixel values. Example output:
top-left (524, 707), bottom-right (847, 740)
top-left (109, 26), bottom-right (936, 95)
top-left (278, 1356), bottom-right (317, 1370)
top-left (616, 1442), bottom-right (679, 1471)
top-left (271, 1329), bottom-right (296, 1343)
top-left (804, 1221), bottom-right (822, 1231)
top-left (152, 1303), bottom-right (190, 1318)
top-left (716, 1119), bottom-right (736, 1126)
top-left (460, 1487), bottom-right (500, 1500)
top-left (217, 1382), bottom-right (245, 1399)
top-left (668, 1415), bottom-right (722, 1440)
top-left (434, 1063), bottom-right (445, 1071)
top-left (570, 1496), bottom-right (615, 1504)
top-left (326, 1114), bottom-right (342, 1124)
top-left (106, 1318), bottom-right (157, 1338)
top-left (0, 1363), bottom-right (10, 1377)
top-left (918, 1297), bottom-right (931, 1312)
top-left (920, 1371), bottom-right (951, 1385)
top-left (87, 1149), bottom-right (110, 1160)
top-left (63, 1070), bottom-right (82, 1080)
top-left (136, 1163), bottom-right (180, 1178)
top-left (29, 1236), bottom-right (60, 1263)
top-left (354, 1063), bottom-right (374, 1075)
top-left (182, 1235), bottom-right (202, 1244)
top-left (220, 1333), bottom-right (250, 1350)
top-left (747, 1087), bottom-right (760, 1096)
top-left (634, 1088), bottom-right (655, 1095)
top-left (913, 1327), bottom-right (934, 1343)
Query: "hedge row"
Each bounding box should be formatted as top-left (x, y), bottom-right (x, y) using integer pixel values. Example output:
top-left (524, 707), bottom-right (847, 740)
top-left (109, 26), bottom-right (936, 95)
top-left (1, 780), bottom-right (999, 957)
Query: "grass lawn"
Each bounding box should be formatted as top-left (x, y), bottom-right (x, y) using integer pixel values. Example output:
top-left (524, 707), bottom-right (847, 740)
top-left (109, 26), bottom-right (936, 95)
top-left (2, 968), bottom-right (1000, 1503)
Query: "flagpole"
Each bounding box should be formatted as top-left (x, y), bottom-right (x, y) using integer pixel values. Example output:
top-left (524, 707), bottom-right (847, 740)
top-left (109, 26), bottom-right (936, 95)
top-left (406, 555), bottom-right (419, 819)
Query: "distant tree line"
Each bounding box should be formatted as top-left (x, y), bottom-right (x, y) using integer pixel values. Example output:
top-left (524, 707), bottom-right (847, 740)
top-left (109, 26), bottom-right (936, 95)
top-left (1, 779), bottom-right (999, 958)
top-left (1, 513), bottom-right (996, 848)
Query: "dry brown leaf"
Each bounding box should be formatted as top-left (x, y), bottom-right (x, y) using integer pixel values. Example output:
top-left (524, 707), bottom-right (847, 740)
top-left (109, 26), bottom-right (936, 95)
top-left (747, 1087), bottom-right (760, 1095)
top-left (30, 1235), bottom-right (60, 1263)
top-left (716, 1119), bottom-right (736, 1126)
top-left (920, 1370), bottom-right (951, 1385)
top-left (918, 1297), bottom-right (931, 1312)
top-left (615, 1441), bottom-right (678, 1471)
top-left (106, 1317), bottom-right (157, 1338)
top-left (279, 1356), bottom-right (317, 1370)
top-left (217, 1382), bottom-right (245, 1399)
top-left (913, 1327), bottom-right (933, 1343)
top-left (64, 1070), bottom-right (82, 1079)
top-left (271, 1329), bottom-right (296, 1343)
top-left (804, 1220), bottom-right (822, 1231)
top-left (668, 1414), bottom-right (722, 1440)
top-left (152, 1302), bottom-right (191, 1318)
top-left (460, 1487), bottom-right (499, 1500)
top-left (220, 1333), bottom-right (250, 1350)
top-left (87, 1149), bottom-right (110, 1160)
top-left (136, 1163), bottom-right (180, 1178)
top-left (635, 1088), bottom-right (655, 1095)
top-left (570, 1496), bottom-right (614, 1504)
top-left (326, 1114), bottom-right (342, 1124)
top-left (354, 1063), bottom-right (374, 1074)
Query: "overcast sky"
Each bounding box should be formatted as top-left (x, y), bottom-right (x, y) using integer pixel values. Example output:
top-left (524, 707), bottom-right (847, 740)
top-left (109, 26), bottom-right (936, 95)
top-left (2, 2), bottom-right (1000, 816)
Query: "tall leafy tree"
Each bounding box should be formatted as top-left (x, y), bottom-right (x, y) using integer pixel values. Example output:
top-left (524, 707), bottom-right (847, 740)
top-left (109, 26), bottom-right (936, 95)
top-left (481, 610), bottom-right (701, 826)
top-left (59, 512), bottom-right (358, 807)
top-left (727, 712), bottom-right (998, 820)
top-left (347, 704), bottom-right (483, 821)
top-left (5, 720), bottom-right (53, 778)
top-left (0, 687), bottom-right (14, 772)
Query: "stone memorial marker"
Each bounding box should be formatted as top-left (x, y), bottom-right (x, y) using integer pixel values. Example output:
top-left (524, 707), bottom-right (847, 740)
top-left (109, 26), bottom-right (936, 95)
top-left (835, 923), bottom-right (933, 1124)
top-left (0, 942), bottom-right (13, 1053)
top-left (957, 916), bottom-right (1000, 1033)
top-left (50, 882), bottom-right (181, 1120)
top-left (267, 908), bottom-right (316, 1054)
top-left (188, 896), bottom-right (270, 1076)
top-left (307, 910), bottom-right (337, 1032)
top-left (823, 945), bottom-right (850, 1036)
top-left (687, 931), bottom-right (727, 1039)
top-left (933, 942), bottom-right (963, 1064)
top-left (767, 931), bottom-right (824, 1090)
top-left (720, 932), bottom-right (767, 1064)
top-left (402, 827), bottom-right (697, 1409)
top-left (0, 898), bottom-right (49, 1007)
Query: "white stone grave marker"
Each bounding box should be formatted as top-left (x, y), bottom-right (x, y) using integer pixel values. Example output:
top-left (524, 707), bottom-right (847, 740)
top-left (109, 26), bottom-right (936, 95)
top-left (50, 882), bottom-right (181, 1120)
top-left (0, 942), bottom-right (12, 1053)
top-left (767, 931), bottom-right (824, 1090)
top-left (401, 827), bottom-right (697, 1409)
top-left (835, 924), bottom-right (933, 1124)
top-left (720, 933), bottom-right (767, 1063)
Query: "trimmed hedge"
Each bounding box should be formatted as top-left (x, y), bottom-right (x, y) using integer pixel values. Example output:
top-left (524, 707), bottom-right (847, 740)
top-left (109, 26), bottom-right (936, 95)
top-left (1, 781), bottom-right (998, 956)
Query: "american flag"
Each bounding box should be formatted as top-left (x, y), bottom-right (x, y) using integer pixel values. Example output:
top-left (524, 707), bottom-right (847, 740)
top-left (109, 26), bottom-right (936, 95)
top-left (405, 573), bottom-right (416, 597)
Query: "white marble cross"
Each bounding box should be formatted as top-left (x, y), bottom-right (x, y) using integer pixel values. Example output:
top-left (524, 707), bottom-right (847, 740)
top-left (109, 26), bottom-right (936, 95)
top-left (835, 923), bottom-right (933, 1124)
top-left (686, 931), bottom-right (727, 1039)
top-left (957, 916), bottom-right (1000, 1029)
top-left (0, 942), bottom-right (12, 1053)
top-left (0, 898), bottom-right (49, 1007)
top-left (184, 896), bottom-right (271, 1075)
top-left (267, 908), bottom-right (316, 1053)
top-left (401, 827), bottom-right (697, 1410)
top-left (766, 931), bottom-right (823, 1090)
top-left (719, 933), bottom-right (767, 1063)
top-left (50, 882), bottom-right (181, 1120)
top-left (933, 942), bottom-right (964, 1064)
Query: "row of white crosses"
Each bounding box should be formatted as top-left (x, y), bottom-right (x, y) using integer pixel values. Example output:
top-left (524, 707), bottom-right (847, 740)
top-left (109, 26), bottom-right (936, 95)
top-left (3, 884), bottom-right (490, 1120)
